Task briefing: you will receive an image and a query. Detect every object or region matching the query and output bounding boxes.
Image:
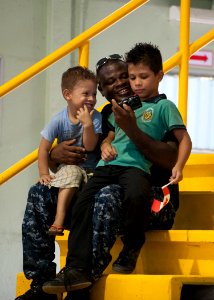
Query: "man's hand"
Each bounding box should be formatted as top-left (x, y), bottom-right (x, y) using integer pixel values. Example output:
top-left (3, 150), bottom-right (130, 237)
top-left (50, 139), bottom-right (86, 166)
top-left (111, 99), bottom-right (138, 136)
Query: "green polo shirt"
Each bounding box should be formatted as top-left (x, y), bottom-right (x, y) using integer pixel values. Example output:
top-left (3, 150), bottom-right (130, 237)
top-left (97, 94), bottom-right (186, 174)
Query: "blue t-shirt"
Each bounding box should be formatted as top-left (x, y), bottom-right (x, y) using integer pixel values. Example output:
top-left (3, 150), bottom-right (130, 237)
top-left (41, 106), bottom-right (102, 168)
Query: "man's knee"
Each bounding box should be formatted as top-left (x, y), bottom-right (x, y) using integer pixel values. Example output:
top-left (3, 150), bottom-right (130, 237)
top-left (95, 184), bottom-right (122, 205)
top-left (28, 183), bottom-right (48, 196)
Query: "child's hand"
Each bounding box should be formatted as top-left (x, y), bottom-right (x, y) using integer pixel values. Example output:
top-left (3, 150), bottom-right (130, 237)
top-left (39, 174), bottom-right (55, 185)
top-left (170, 166), bottom-right (183, 184)
top-left (76, 105), bottom-right (93, 127)
top-left (101, 142), bottom-right (117, 162)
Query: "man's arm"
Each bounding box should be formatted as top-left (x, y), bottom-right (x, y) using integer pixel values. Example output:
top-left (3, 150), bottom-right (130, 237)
top-left (49, 139), bottom-right (87, 172)
top-left (111, 100), bottom-right (178, 169)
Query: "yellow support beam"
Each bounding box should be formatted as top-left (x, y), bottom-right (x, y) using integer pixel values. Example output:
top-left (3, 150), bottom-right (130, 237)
top-left (79, 42), bottom-right (90, 67)
top-left (178, 0), bottom-right (190, 124)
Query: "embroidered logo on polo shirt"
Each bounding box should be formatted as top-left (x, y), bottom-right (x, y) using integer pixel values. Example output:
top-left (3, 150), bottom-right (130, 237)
top-left (142, 108), bottom-right (153, 122)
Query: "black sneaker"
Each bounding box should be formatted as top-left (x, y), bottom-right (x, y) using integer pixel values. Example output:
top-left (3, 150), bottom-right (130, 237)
top-left (64, 289), bottom-right (91, 300)
top-left (112, 247), bottom-right (141, 274)
top-left (42, 267), bottom-right (92, 294)
top-left (15, 280), bottom-right (58, 300)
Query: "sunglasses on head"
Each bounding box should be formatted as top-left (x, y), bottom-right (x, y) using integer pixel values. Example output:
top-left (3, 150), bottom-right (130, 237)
top-left (96, 54), bottom-right (124, 72)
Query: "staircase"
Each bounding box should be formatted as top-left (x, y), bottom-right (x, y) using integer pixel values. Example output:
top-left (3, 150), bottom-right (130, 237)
top-left (15, 154), bottom-right (214, 299)
top-left (3, 0), bottom-right (213, 297)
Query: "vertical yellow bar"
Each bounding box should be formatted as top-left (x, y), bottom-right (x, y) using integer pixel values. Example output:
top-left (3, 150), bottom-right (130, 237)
top-left (178, 0), bottom-right (190, 125)
top-left (79, 41), bottom-right (90, 67)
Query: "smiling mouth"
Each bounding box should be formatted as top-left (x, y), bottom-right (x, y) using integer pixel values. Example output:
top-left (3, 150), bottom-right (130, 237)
top-left (85, 103), bottom-right (94, 111)
top-left (117, 87), bottom-right (131, 96)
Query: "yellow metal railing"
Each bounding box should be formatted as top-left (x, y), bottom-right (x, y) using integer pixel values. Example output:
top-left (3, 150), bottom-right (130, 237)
top-left (0, 0), bottom-right (149, 98)
top-left (1, 0), bottom-right (214, 185)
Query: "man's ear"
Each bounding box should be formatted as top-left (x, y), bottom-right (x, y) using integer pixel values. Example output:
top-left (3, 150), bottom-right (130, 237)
top-left (98, 84), bottom-right (104, 96)
top-left (63, 89), bottom-right (71, 100)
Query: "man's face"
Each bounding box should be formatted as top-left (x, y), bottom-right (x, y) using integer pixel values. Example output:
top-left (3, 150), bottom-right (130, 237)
top-left (98, 61), bottom-right (133, 103)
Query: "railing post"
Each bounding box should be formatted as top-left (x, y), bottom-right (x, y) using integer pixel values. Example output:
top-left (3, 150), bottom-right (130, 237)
top-left (178, 0), bottom-right (190, 125)
top-left (79, 41), bottom-right (90, 67)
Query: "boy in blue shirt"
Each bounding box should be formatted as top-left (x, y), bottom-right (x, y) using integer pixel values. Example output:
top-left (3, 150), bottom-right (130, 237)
top-left (38, 66), bottom-right (102, 236)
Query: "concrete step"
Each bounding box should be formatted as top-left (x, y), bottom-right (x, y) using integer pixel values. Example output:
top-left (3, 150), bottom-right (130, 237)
top-left (179, 153), bottom-right (214, 193)
top-left (16, 229), bottom-right (214, 298)
top-left (91, 275), bottom-right (214, 300)
top-left (174, 192), bottom-right (214, 229)
top-left (16, 272), bottom-right (214, 300)
top-left (56, 230), bottom-right (214, 276)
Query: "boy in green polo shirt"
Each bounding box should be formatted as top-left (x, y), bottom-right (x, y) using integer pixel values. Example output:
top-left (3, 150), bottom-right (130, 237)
top-left (101, 42), bottom-right (192, 273)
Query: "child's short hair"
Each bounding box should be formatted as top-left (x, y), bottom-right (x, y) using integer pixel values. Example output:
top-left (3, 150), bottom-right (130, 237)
top-left (125, 42), bottom-right (163, 74)
top-left (61, 66), bottom-right (97, 91)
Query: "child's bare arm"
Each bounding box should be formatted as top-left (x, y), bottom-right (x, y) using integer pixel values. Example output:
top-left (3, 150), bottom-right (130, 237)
top-left (101, 131), bottom-right (117, 162)
top-left (170, 129), bottom-right (192, 183)
top-left (38, 137), bottom-right (55, 184)
top-left (77, 105), bottom-right (99, 151)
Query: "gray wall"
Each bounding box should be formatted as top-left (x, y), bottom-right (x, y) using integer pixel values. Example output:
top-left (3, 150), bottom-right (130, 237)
top-left (0, 0), bottom-right (213, 299)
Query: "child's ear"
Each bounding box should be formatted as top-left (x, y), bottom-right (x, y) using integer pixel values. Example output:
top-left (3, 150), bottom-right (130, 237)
top-left (63, 89), bottom-right (71, 100)
top-left (158, 70), bottom-right (164, 82)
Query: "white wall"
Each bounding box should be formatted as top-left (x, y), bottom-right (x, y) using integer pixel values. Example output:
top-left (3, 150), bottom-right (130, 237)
top-left (0, 0), bottom-right (213, 299)
top-left (0, 1), bottom-right (47, 298)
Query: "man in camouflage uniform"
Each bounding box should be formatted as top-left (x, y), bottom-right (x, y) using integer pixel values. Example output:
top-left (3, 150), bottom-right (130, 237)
top-left (16, 56), bottom-right (178, 300)
top-left (41, 56), bottom-right (179, 298)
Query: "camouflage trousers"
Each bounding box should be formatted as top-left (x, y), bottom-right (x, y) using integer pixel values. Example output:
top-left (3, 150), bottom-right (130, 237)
top-left (22, 184), bottom-right (58, 282)
top-left (22, 183), bottom-right (123, 281)
top-left (22, 182), bottom-right (176, 282)
top-left (92, 184), bottom-right (123, 279)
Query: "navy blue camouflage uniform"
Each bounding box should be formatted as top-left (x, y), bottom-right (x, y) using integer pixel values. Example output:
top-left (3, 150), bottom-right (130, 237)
top-left (22, 184), bottom-right (58, 282)
top-left (22, 180), bottom-right (178, 283)
top-left (22, 182), bottom-right (125, 283)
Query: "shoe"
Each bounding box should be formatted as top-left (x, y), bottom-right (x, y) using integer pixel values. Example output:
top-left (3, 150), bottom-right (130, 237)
top-left (15, 280), bottom-right (58, 300)
top-left (112, 247), bottom-right (141, 274)
top-left (43, 267), bottom-right (92, 294)
top-left (64, 289), bottom-right (90, 300)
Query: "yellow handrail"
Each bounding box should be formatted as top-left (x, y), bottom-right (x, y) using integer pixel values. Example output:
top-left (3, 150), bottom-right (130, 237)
top-left (163, 27), bottom-right (214, 73)
top-left (0, 0), bottom-right (149, 98)
top-left (189, 28), bottom-right (214, 55)
top-left (1, 1), bottom-right (214, 186)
